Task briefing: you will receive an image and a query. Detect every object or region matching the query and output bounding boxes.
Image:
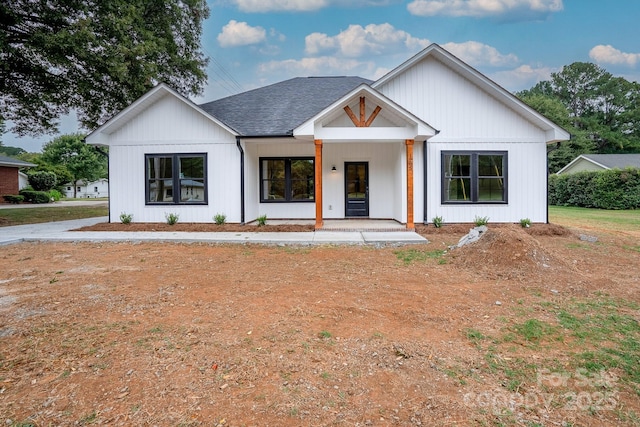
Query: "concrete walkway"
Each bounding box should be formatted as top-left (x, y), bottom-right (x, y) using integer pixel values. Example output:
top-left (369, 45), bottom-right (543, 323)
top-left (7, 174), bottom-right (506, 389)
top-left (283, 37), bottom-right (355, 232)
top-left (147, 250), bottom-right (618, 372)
top-left (0, 217), bottom-right (428, 246)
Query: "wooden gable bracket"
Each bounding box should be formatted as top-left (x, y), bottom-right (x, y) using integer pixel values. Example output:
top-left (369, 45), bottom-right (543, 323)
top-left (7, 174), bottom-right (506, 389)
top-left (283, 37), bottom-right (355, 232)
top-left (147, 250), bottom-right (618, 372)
top-left (343, 97), bottom-right (382, 127)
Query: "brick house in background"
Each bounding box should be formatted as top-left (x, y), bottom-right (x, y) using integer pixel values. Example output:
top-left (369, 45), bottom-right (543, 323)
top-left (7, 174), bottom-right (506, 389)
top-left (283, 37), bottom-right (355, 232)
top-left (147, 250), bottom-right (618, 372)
top-left (0, 155), bottom-right (36, 200)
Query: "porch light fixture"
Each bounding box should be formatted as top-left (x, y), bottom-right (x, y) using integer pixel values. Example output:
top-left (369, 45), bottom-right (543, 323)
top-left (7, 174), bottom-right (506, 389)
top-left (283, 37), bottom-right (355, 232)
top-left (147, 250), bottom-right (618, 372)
top-left (331, 165), bottom-right (337, 173)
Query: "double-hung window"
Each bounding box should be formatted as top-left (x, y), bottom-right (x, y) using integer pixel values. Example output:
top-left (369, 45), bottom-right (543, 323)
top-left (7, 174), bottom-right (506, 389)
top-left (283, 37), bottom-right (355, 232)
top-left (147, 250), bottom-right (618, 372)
top-left (442, 151), bottom-right (507, 204)
top-left (260, 157), bottom-right (314, 202)
top-left (146, 154), bottom-right (207, 204)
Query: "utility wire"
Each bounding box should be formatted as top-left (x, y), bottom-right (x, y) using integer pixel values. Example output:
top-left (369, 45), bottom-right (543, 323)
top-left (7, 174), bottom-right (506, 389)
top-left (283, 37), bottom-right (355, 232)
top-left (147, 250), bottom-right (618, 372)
top-left (202, 45), bottom-right (244, 97)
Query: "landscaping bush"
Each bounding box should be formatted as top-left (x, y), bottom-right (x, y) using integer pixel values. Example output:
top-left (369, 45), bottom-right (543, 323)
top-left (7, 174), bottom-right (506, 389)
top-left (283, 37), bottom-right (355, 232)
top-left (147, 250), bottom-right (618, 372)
top-left (549, 168), bottom-right (640, 209)
top-left (27, 170), bottom-right (57, 192)
top-left (3, 195), bottom-right (24, 204)
top-left (48, 189), bottom-right (63, 201)
top-left (19, 189), bottom-right (52, 204)
top-left (593, 168), bottom-right (640, 210)
top-left (120, 213), bottom-right (133, 224)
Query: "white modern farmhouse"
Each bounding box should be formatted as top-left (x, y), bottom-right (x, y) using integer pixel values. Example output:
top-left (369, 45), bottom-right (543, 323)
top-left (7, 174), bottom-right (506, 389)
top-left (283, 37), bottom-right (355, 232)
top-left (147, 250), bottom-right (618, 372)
top-left (86, 44), bottom-right (569, 228)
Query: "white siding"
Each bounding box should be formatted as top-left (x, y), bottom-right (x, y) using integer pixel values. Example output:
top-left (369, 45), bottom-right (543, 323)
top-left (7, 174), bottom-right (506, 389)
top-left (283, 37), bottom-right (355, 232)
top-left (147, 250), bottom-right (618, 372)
top-left (108, 95), bottom-right (232, 145)
top-left (377, 55), bottom-right (550, 223)
top-left (377, 57), bottom-right (546, 143)
top-left (243, 141), bottom-right (406, 222)
top-left (244, 141), bottom-right (316, 221)
top-left (103, 93), bottom-right (241, 223)
top-left (63, 179), bottom-right (109, 198)
top-left (323, 142), bottom-right (402, 221)
top-left (18, 172), bottom-right (29, 190)
top-left (425, 142), bottom-right (548, 223)
top-left (109, 143), bottom-right (241, 223)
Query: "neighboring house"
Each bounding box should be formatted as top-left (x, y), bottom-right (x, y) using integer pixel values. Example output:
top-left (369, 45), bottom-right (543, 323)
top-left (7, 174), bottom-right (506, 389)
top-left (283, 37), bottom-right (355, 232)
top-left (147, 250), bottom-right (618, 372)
top-left (86, 44), bottom-right (569, 227)
top-left (556, 154), bottom-right (640, 175)
top-left (63, 178), bottom-right (109, 198)
top-left (0, 155), bottom-right (36, 199)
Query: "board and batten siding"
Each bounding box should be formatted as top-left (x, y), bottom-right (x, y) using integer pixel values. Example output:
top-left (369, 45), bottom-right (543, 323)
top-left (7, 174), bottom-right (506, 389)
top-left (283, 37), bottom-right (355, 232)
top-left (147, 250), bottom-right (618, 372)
top-left (244, 140), bottom-right (316, 221)
top-left (424, 142), bottom-right (548, 223)
top-left (376, 57), bottom-right (546, 143)
top-left (104, 94), bottom-right (241, 223)
top-left (243, 141), bottom-right (409, 222)
top-left (322, 142), bottom-right (402, 220)
top-left (377, 55), bottom-right (551, 223)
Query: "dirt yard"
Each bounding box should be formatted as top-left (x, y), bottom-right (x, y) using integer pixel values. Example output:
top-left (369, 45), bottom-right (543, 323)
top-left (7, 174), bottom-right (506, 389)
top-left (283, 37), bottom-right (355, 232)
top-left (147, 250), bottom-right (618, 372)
top-left (1, 222), bottom-right (639, 426)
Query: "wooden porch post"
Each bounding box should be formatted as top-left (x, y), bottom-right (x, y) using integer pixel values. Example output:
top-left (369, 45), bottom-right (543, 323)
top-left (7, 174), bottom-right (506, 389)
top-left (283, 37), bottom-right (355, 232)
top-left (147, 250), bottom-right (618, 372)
top-left (314, 139), bottom-right (323, 229)
top-left (406, 139), bottom-right (414, 230)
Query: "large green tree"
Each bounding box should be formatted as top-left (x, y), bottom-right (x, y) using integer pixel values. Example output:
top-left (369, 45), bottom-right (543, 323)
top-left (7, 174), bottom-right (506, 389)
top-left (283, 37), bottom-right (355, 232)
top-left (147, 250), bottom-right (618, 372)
top-left (41, 134), bottom-right (106, 198)
top-left (518, 62), bottom-right (640, 172)
top-left (1, 0), bottom-right (209, 136)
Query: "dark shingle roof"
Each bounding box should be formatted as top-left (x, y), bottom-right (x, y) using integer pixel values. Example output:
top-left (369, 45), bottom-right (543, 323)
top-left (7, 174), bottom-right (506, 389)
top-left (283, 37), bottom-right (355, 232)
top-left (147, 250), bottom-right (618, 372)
top-left (0, 155), bottom-right (36, 168)
top-left (199, 76), bottom-right (372, 136)
top-left (582, 154), bottom-right (640, 169)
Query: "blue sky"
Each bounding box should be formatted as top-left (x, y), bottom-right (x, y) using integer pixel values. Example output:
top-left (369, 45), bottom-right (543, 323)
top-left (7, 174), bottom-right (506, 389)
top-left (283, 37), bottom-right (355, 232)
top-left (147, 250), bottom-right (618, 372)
top-left (7, 0), bottom-right (640, 152)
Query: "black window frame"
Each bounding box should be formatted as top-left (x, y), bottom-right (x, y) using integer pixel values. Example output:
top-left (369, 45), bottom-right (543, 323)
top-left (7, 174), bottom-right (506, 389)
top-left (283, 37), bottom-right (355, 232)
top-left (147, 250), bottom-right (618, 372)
top-left (441, 151), bottom-right (508, 204)
top-left (145, 153), bottom-right (208, 205)
top-left (259, 157), bottom-right (315, 203)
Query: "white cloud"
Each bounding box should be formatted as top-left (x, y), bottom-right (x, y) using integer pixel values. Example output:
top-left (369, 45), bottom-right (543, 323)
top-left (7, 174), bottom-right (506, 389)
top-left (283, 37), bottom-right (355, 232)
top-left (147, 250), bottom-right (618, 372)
top-left (270, 28), bottom-right (287, 42)
top-left (305, 23), bottom-right (430, 57)
top-left (258, 56), bottom-right (377, 78)
top-left (491, 64), bottom-right (554, 91)
top-left (407, 0), bottom-right (563, 19)
top-left (217, 20), bottom-right (266, 47)
top-left (589, 45), bottom-right (640, 67)
top-left (232, 0), bottom-right (397, 12)
top-left (442, 41), bottom-right (519, 67)
top-left (233, 0), bottom-right (329, 12)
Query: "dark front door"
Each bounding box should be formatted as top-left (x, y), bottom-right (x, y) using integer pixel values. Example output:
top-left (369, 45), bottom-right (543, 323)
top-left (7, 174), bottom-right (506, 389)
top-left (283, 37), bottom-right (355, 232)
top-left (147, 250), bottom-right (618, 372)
top-left (345, 162), bottom-right (369, 217)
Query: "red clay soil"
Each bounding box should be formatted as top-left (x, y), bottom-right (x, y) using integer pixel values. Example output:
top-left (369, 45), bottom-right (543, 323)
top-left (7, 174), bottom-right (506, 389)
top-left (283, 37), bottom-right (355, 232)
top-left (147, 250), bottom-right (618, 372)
top-left (0, 223), bottom-right (639, 426)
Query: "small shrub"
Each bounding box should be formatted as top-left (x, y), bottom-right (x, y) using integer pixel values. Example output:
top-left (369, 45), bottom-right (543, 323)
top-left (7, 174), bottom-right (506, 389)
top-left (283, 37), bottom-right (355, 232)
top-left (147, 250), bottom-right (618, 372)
top-left (213, 213), bottom-right (227, 225)
top-left (519, 218), bottom-right (531, 228)
top-left (165, 212), bottom-right (179, 225)
top-left (3, 195), bottom-right (24, 204)
top-left (19, 189), bottom-right (51, 204)
top-left (474, 215), bottom-right (489, 226)
top-left (432, 216), bottom-right (444, 228)
top-left (256, 214), bottom-right (267, 226)
top-left (120, 213), bottom-right (133, 224)
top-left (48, 189), bottom-right (63, 201)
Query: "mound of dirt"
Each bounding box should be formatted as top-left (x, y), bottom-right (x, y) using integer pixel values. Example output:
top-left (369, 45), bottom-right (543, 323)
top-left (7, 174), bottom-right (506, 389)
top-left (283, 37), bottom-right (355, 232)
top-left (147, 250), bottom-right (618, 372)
top-left (525, 222), bottom-right (573, 237)
top-left (448, 224), bottom-right (572, 280)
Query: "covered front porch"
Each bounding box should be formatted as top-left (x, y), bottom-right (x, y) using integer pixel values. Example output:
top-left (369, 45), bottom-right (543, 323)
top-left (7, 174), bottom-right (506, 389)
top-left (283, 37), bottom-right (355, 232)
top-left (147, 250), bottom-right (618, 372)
top-left (294, 84), bottom-right (437, 230)
top-left (312, 139), bottom-right (418, 229)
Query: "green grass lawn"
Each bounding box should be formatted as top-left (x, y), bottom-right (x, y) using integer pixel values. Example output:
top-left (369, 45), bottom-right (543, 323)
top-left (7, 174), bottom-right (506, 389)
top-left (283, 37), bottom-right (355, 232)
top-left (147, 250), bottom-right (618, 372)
top-left (549, 206), bottom-right (640, 232)
top-left (0, 205), bottom-right (108, 227)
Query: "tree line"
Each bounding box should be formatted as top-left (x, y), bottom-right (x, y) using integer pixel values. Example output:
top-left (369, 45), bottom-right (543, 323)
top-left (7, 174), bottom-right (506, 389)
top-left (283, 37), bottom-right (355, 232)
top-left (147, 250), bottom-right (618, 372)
top-left (1, 0), bottom-right (637, 179)
top-left (1, 134), bottom-right (107, 199)
top-left (516, 62), bottom-right (640, 173)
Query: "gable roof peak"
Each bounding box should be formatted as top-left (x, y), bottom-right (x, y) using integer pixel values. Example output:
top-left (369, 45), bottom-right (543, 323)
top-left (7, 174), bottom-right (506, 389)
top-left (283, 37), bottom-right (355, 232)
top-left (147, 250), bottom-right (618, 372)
top-left (373, 43), bottom-right (569, 143)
